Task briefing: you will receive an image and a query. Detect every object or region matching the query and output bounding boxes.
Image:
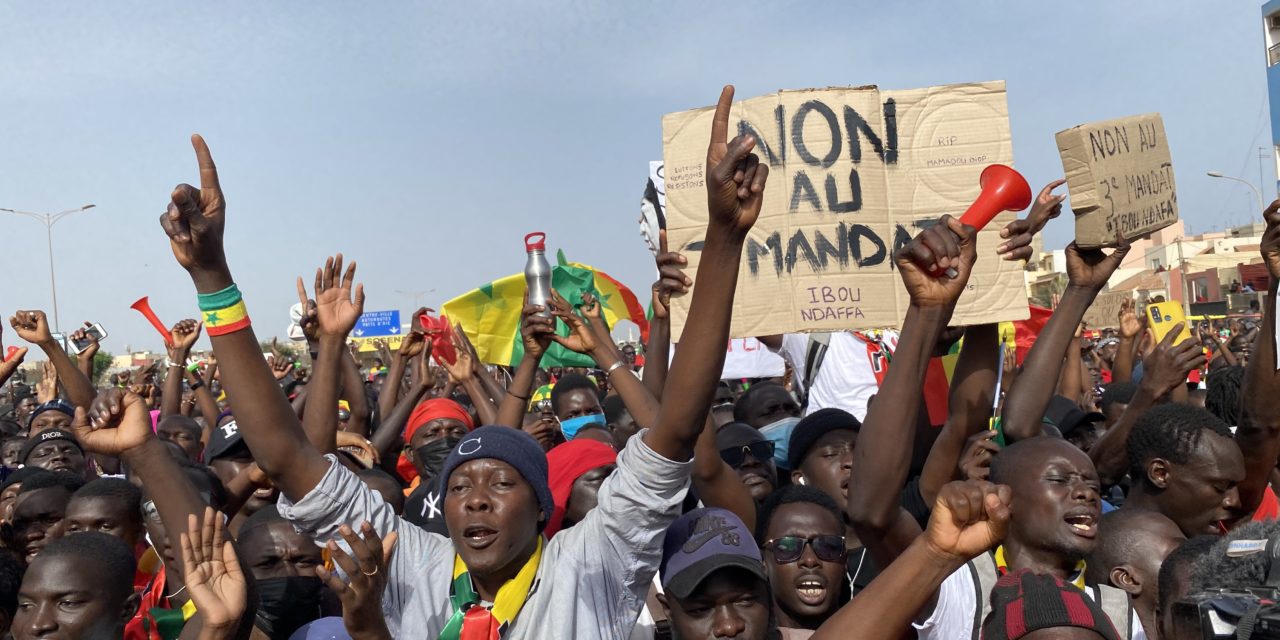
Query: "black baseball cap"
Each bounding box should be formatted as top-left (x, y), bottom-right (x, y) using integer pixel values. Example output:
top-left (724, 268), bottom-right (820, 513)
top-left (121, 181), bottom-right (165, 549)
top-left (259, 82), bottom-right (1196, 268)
top-left (205, 417), bottom-right (249, 461)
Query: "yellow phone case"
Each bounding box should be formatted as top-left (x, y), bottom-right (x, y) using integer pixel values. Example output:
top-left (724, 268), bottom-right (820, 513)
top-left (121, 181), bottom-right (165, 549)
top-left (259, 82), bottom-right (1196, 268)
top-left (1147, 301), bottom-right (1193, 345)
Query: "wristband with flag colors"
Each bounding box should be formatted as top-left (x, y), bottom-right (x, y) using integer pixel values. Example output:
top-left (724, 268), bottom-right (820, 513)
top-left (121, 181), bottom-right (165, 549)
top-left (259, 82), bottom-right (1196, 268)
top-left (198, 284), bottom-right (252, 336)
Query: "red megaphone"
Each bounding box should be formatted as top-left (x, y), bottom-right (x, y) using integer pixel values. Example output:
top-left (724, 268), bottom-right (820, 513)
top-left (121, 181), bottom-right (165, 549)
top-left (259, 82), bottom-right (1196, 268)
top-left (131, 296), bottom-right (173, 346)
top-left (419, 313), bottom-right (457, 366)
top-left (957, 164), bottom-right (1033, 231)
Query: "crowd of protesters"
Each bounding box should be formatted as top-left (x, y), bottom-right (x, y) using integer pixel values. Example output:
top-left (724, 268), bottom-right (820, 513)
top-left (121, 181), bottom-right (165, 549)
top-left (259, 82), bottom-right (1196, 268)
top-left (0, 86), bottom-right (1278, 640)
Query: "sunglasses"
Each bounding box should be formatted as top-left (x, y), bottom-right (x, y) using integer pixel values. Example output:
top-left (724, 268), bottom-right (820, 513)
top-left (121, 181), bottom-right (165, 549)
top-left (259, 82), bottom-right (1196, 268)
top-left (719, 441), bottom-right (775, 468)
top-left (762, 535), bottom-right (846, 564)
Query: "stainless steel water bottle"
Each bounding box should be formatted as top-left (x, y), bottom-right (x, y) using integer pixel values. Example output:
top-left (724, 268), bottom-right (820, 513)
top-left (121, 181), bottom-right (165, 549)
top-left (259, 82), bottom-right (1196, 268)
top-left (524, 232), bottom-right (552, 317)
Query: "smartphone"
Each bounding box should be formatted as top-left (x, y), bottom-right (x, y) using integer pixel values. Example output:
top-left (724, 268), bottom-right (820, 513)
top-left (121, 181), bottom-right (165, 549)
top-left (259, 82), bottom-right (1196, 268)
top-left (1147, 302), bottom-right (1193, 345)
top-left (68, 323), bottom-right (107, 355)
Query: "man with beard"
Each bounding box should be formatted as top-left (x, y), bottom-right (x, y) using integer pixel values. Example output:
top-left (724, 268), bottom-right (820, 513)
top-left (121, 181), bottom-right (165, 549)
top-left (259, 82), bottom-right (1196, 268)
top-left (402, 398), bottom-right (473, 535)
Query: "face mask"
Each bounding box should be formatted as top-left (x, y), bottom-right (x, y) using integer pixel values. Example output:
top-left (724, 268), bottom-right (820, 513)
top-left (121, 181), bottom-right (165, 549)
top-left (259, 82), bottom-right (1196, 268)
top-left (414, 436), bottom-right (461, 480)
top-left (759, 416), bottom-right (801, 469)
top-left (256, 576), bottom-right (324, 640)
top-left (559, 413), bottom-right (606, 440)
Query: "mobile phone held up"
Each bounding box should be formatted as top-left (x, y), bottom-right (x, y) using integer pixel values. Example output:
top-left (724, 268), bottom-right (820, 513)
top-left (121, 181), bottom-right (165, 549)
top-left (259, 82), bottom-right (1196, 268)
top-left (1147, 302), bottom-right (1192, 346)
top-left (68, 323), bottom-right (108, 355)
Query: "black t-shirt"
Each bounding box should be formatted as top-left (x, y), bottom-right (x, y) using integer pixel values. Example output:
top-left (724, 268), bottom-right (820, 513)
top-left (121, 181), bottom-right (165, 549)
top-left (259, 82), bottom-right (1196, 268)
top-left (403, 474), bottom-right (449, 536)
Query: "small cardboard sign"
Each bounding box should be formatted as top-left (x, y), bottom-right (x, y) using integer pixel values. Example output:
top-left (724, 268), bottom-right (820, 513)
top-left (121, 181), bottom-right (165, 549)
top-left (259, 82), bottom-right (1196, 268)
top-left (1056, 113), bottom-right (1178, 249)
top-left (1082, 290), bottom-right (1132, 329)
top-left (662, 81), bottom-right (1031, 339)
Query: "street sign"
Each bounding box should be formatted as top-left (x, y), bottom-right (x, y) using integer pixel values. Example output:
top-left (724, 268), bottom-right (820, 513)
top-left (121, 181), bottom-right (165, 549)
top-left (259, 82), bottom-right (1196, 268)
top-left (353, 310), bottom-right (401, 338)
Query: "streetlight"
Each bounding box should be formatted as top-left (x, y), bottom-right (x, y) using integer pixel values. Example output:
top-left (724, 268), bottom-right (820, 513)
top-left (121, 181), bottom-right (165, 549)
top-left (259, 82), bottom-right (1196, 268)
top-left (1207, 171), bottom-right (1265, 222)
top-left (0, 204), bottom-right (96, 332)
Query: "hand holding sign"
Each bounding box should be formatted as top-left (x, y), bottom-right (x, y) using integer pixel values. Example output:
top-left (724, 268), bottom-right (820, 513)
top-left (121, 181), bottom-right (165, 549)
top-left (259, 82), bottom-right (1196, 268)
top-left (1065, 236), bottom-right (1130, 293)
top-left (706, 85), bottom-right (768, 236)
top-left (895, 215), bottom-right (977, 309)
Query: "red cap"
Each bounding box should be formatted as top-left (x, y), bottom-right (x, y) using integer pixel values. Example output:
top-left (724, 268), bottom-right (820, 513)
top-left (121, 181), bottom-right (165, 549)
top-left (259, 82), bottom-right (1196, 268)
top-left (525, 232), bottom-right (546, 251)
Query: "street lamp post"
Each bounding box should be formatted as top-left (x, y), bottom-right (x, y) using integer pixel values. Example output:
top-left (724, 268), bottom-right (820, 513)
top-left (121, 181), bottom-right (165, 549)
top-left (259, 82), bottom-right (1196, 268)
top-left (1207, 171), bottom-right (1265, 222)
top-left (0, 204), bottom-right (96, 332)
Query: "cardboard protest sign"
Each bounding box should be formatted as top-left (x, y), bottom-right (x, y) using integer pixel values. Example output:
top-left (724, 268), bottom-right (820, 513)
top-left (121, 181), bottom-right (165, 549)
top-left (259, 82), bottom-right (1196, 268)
top-left (1056, 113), bottom-right (1177, 248)
top-left (1083, 290), bottom-right (1131, 329)
top-left (662, 81), bottom-right (1030, 339)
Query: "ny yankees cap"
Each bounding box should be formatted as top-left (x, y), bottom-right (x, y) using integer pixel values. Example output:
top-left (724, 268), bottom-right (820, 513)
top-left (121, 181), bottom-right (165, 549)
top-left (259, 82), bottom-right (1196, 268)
top-left (660, 507), bottom-right (766, 599)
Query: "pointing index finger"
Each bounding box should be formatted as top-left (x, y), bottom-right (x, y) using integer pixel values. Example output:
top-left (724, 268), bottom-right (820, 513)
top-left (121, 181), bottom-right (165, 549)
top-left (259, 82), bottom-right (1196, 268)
top-left (710, 85), bottom-right (734, 146)
top-left (191, 134), bottom-right (221, 193)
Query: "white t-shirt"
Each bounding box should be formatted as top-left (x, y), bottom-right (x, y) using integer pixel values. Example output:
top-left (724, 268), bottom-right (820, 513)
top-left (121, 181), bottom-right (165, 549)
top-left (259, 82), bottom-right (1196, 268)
top-left (774, 332), bottom-right (897, 421)
top-left (914, 564), bottom-right (1145, 640)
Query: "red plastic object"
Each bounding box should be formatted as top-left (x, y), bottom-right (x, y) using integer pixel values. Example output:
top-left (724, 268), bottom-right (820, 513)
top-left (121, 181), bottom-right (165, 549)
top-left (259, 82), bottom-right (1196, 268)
top-left (957, 165), bottom-right (1033, 231)
top-left (524, 232), bottom-right (546, 252)
top-left (419, 313), bottom-right (457, 366)
top-left (130, 296), bottom-right (173, 346)
top-left (4, 346), bottom-right (18, 362)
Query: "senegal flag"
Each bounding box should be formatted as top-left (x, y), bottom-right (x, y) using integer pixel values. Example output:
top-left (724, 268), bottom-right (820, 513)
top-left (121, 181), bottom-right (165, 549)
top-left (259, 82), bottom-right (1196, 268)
top-left (442, 251), bottom-right (649, 368)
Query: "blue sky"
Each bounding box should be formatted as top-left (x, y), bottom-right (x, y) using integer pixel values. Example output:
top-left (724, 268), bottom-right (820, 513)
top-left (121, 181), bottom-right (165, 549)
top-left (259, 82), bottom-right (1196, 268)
top-left (0, 1), bottom-right (1272, 350)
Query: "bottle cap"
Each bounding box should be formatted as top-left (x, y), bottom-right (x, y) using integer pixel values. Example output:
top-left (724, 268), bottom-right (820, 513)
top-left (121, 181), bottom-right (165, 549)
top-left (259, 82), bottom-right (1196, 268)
top-left (524, 232), bottom-right (546, 252)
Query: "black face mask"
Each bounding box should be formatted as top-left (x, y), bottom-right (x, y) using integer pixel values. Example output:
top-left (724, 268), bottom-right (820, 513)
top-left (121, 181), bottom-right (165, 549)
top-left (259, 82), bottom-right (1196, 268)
top-left (256, 576), bottom-right (323, 639)
top-left (414, 436), bottom-right (460, 480)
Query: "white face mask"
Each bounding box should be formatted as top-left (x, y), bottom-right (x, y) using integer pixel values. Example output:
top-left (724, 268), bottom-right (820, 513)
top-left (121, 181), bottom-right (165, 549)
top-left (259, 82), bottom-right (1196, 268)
top-left (758, 416), bottom-right (802, 470)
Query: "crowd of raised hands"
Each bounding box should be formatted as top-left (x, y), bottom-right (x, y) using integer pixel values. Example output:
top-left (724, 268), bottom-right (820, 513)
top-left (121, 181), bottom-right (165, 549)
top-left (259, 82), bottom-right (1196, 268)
top-left (0, 84), bottom-right (1276, 640)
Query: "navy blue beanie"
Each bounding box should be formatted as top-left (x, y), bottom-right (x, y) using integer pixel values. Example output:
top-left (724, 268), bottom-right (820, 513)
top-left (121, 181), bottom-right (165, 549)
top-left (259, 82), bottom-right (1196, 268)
top-left (438, 426), bottom-right (554, 530)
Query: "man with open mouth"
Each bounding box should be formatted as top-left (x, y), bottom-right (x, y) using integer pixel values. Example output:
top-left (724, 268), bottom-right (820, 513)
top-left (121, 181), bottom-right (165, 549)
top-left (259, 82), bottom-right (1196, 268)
top-left (154, 82), bottom-right (771, 639)
top-left (756, 486), bottom-right (848, 633)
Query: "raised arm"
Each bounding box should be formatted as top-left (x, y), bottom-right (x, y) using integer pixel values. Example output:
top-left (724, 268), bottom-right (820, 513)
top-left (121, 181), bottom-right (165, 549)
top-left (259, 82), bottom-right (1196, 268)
top-left (1238, 199), bottom-right (1280, 517)
top-left (553, 290), bottom-right (662, 430)
top-left (158, 134), bottom-right (329, 502)
top-left (379, 329), bottom-right (426, 419)
top-left (177, 508), bottom-right (249, 640)
top-left (70, 322), bottom-right (101, 383)
top-left (75, 388), bottom-right (207, 584)
top-left (919, 323), bottom-right (1000, 507)
top-left (494, 303), bottom-right (555, 428)
top-left (1111, 299), bottom-right (1142, 383)
top-left (369, 347), bottom-right (431, 461)
top-left (691, 415), bottom-right (756, 529)
top-left (642, 233), bottom-right (690, 401)
top-left (1001, 240), bottom-right (1128, 442)
top-left (339, 345), bottom-right (371, 437)
top-left (0, 325), bottom-right (27, 389)
top-left (1057, 326), bottom-right (1086, 404)
top-left (812, 480), bottom-right (1011, 640)
top-left (848, 215), bottom-right (976, 565)
top-left (10, 310), bottom-right (96, 408)
top-left (438, 325), bottom-right (499, 426)
top-left (1088, 325), bottom-right (1203, 485)
top-left (644, 85), bottom-right (768, 461)
top-left (161, 320), bottom-right (202, 418)
top-left (298, 255), bottom-right (366, 457)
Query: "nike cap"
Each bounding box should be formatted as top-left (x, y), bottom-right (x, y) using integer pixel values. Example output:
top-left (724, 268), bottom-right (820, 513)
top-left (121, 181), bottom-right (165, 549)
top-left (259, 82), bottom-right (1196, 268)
top-left (660, 507), bottom-right (766, 600)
